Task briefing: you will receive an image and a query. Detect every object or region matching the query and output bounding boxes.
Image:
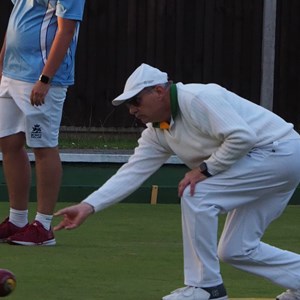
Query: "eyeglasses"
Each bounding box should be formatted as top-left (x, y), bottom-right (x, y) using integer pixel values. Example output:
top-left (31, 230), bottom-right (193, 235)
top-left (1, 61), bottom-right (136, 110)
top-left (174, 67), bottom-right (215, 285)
top-left (126, 87), bottom-right (154, 108)
top-left (125, 82), bottom-right (171, 108)
top-left (125, 95), bottom-right (143, 108)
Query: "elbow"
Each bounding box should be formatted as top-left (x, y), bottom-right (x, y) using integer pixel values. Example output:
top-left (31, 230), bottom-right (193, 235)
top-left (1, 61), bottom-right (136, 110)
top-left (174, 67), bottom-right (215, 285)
top-left (245, 130), bottom-right (258, 148)
top-left (227, 130), bottom-right (258, 152)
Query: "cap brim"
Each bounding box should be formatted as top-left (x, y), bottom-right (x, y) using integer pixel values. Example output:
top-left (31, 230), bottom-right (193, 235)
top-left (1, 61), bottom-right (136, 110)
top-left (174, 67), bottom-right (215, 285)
top-left (112, 87), bottom-right (144, 106)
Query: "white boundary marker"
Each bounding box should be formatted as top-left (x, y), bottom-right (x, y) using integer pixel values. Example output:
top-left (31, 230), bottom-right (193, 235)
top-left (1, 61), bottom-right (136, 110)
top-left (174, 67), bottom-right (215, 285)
top-left (0, 152), bottom-right (183, 164)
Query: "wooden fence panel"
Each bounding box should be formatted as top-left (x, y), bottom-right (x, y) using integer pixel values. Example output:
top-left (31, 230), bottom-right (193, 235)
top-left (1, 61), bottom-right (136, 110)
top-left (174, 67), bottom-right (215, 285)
top-left (64, 0), bottom-right (264, 128)
top-left (274, 0), bottom-right (300, 130)
top-left (0, 1), bottom-right (13, 39)
top-left (0, 0), bottom-right (267, 129)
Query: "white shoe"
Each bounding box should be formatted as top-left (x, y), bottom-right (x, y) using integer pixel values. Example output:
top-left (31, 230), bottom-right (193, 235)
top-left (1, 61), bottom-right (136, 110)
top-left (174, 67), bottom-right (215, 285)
top-left (277, 289), bottom-right (300, 300)
top-left (162, 285), bottom-right (228, 300)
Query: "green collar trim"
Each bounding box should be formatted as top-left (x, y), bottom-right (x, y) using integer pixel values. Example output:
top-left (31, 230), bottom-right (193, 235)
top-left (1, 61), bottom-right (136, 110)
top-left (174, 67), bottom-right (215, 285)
top-left (153, 84), bottom-right (179, 129)
top-left (170, 83), bottom-right (179, 119)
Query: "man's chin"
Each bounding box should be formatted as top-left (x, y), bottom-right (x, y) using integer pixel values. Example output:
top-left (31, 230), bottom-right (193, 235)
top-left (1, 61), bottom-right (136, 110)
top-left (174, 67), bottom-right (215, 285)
top-left (137, 117), bottom-right (149, 124)
top-left (137, 116), bottom-right (159, 124)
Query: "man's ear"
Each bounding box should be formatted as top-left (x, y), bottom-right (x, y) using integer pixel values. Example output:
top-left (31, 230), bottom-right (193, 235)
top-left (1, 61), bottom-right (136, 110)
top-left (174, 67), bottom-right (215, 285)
top-left (154, 85), bottom-right (166, 98)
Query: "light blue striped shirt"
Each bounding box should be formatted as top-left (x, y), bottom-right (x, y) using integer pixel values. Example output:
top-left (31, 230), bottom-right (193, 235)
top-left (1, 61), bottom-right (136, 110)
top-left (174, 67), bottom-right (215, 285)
top-left (3, 0), bottom-right (85, 86)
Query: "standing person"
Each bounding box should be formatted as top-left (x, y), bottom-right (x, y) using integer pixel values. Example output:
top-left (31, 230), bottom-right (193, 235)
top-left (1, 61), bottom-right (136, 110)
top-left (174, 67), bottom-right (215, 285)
top-left (0, 0), bottom-right (86, 246)
top-left (54, 63), bottom-right (300, 300)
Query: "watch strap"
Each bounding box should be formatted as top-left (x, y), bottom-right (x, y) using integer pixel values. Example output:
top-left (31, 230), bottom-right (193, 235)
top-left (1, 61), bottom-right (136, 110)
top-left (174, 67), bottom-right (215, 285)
top-left (199, 162), bottom-right (212, 177)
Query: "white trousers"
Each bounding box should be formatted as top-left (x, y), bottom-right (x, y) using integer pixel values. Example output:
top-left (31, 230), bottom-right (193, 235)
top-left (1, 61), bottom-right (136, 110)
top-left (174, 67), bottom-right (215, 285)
top-left (181, 139), bottom-right (300, 289)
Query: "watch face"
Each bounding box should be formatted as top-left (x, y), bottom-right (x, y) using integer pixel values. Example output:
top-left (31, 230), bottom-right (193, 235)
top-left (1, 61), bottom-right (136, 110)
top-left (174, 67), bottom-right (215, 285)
top-left (39, 75), bottom-right (51, 84)
top-left (200, 162), bottom-right (207, 172)
top-left (199, 162), bottom-right (212, 177)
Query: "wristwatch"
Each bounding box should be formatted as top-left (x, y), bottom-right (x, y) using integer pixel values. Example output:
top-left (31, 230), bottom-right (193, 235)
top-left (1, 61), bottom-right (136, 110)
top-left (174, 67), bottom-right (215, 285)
top-left (39, 74), bottom-right (52, 84)
top-left (199, 162), bottom-right (212, 177)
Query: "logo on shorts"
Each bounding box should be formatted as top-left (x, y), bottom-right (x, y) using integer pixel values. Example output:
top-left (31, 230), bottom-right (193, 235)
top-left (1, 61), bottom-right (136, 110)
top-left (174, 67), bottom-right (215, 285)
top-left (31, 124), bottom-right (42, 139)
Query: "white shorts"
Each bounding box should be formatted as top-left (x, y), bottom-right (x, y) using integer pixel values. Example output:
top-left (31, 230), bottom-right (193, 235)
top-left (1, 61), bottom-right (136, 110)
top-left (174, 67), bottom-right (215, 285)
top-left (0, 76), bottom-right (67, 147)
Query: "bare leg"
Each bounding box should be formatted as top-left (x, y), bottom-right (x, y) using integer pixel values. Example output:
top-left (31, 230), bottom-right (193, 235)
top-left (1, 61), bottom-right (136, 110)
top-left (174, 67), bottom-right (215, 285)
top-left (0, 133), bottom-right (31, 210)
top-left (33, 147), bottom-right (62, 215)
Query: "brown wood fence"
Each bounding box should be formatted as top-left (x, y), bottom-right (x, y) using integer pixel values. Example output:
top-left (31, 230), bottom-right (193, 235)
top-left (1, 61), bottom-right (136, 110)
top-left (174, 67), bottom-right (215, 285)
top-left (274, 0), bottom-right (300, 130)
top-left (0, 0), bottom-right (299, 130)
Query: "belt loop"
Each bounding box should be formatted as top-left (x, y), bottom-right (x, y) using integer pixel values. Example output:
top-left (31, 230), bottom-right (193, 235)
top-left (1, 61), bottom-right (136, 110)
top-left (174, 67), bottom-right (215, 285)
top-left (272, 141), bottom-right (279, 152)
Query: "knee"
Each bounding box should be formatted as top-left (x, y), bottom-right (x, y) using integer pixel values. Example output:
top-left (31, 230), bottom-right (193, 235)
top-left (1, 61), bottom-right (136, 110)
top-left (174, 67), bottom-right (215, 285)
top-left (217, 243), bottom-right (232, 263)
top-left (180, 187), bottom-right (193, 209)
top-left (181, 182), bottom-right (206, 205)
top-left (181, 185), bottom-right (192, 200)
top-left (218, 243), bottom-right (249, 264)
top-left (33, 147), bottom-right (59, 160)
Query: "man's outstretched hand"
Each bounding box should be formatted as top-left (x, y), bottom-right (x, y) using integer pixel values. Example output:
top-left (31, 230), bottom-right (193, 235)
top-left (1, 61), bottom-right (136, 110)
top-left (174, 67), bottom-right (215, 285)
top-left (54, 202), bottom-right (95, 231)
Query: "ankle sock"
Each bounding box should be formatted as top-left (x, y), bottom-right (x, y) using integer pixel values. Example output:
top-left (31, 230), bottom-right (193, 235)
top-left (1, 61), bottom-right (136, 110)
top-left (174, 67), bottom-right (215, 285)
top-left (35, 212), bottom-right (53, 230)
top-left (9, 208), bottom-right (28, 228)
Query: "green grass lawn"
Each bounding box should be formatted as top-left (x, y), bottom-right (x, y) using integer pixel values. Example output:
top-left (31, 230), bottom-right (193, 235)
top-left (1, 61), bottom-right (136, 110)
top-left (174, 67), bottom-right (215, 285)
top-left (58, 132), bottom-right (139, 150)
top-left (0, 202), bottom-right (299, 300)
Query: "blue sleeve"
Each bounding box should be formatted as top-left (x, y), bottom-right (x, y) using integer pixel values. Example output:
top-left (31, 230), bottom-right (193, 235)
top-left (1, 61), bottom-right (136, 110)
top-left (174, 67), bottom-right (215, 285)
top-left (56, 0), bottom-right (86, 21)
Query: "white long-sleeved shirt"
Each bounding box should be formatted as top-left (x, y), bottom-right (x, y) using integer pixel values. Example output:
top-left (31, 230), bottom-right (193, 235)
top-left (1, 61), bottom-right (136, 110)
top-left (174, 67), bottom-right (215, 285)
top-left (83, 82), bottom-right (299, 212)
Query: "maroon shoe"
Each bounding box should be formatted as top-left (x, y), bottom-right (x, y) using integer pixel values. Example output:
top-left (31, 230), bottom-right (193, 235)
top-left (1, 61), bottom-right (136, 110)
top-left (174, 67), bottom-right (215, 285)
top-left (7, 220), bottom-right (56, 246)
top-left (0, 217), bottom-right (28, 243)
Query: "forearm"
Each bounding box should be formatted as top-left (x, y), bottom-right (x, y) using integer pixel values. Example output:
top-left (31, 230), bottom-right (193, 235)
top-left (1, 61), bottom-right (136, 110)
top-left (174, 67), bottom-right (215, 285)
top-left (41, 17), bottom-right (77, 78)
top-left (83, 131), bottom-right (172, 212)
top-left (83, 151), bottom-right (169, 212)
